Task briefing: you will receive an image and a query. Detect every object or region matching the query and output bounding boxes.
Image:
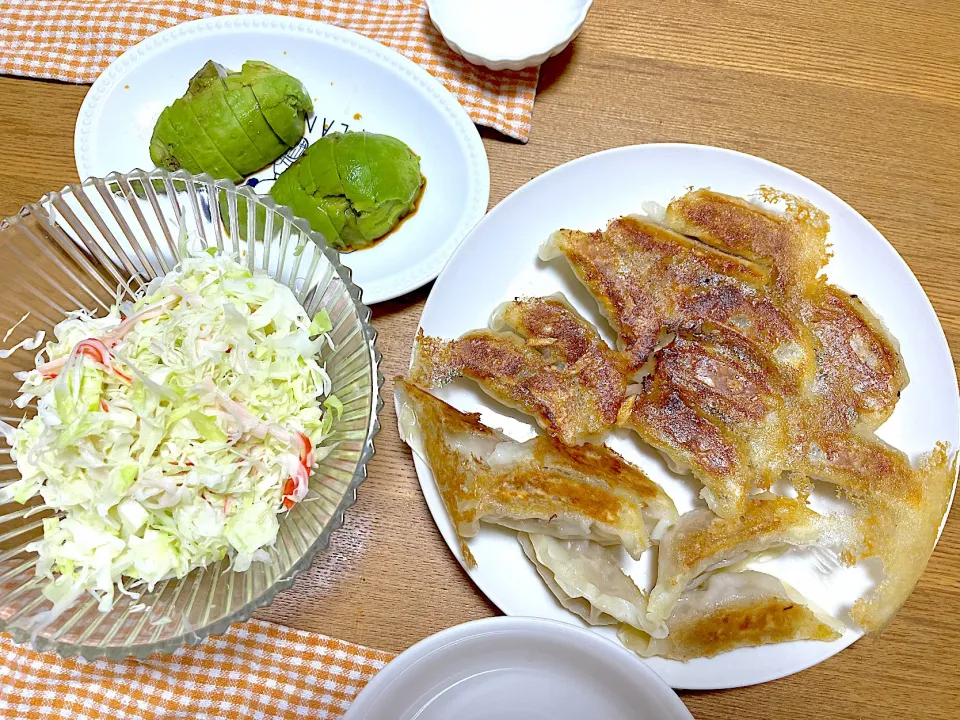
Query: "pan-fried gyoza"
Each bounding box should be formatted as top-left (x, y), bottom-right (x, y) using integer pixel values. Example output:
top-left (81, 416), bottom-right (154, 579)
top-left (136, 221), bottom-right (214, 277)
top-left (494, 296), bottom-right (776, 514)
top-left (619, 570), bottom-right (844, 661)
top-left (401, 185), bottom-right (956, 661)
top-left (395, 379), bottom-right (676, 567)
top-left (646, 496), bottom-right (853, 627)
top-left (410, 295), bottom-right (629, 446)
top-left (663, 187), bottom-right (830, 294)
top-left (414, 295), bottom-right (784, 518)
top-left (540, 216), bottom-right (814, 385)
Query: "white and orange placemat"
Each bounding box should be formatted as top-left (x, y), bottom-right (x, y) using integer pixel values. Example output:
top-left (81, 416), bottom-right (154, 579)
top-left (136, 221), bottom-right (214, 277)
top-left (0, 0), bottom-right (540, 141)
top-left (0, 618), bottom-right (395, 719)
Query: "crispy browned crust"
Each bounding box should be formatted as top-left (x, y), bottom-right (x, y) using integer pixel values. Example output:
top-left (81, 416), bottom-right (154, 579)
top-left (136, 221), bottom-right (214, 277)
top-left (665, 187), bottom-right (830, 292)
top-left (851, 444), bottom-right (956, 632)
top-left (547, 227), bottom-right (664, 368)
top-left (398, 375), bottom-right (496, 439)
top-left (409, 319), bottom-right (627, 446)
top-left (395, 379), bottom-right (495, 567)
top-left (410, 330), bottom-right (612, 444)
top-left (395, 379), bottom-right (675, 567)
top-left (628, 324), bottom-right (790, 507)
top-left (528, 437), bottom-right (667, 504)
top-left (495, 295), bottom-right (609, 365)
top-left (655, 324), bottom-right (782, 424)
top-left (664, 189), bottom-right (906, 433)
top-left (690, 600), bottom-right (839, 655)
top-left (671, 496), bottom-right (823, 571)
top-left (627, 367), bottom-right (748, 517)
top-left (659, 190), bottom-right (917, 492)
top-left (627, 597), bottom-right (840, 662)
top-left (549, 218), bottom-right (812, 377)
top-left (493, 296), bottom-right (632, 429)
top-left (801, 284), bottom-right (909, 431)
top-left (481, 459), bottom-right (623, 526)
top-left (497, 299), bottom-right (785, 517)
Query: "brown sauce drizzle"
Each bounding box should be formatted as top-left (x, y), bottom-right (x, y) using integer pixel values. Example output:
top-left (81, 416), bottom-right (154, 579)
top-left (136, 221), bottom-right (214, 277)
top-left (347, 173), bottom-right (426, 253)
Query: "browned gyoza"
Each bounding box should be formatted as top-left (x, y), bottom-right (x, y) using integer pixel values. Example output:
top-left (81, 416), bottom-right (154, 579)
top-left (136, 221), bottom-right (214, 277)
top-left (542, 216), bottom-right (814, 385)
top-left (539, 217), bottom-right (810, 516)
top-left (395, 379), bottom-right (677, 568)
top-left (663, 188), bottom-right (830, 293)
top-left (408, 187), bottom-right (954, 634)
top-left (413, 295), bottom-right (787, 518)
top-left (662, 190), bottom-right (911, 490)
top-left (662, 188), bottom-right (954, 632)
top-left (498, 299), bottom-right (791, 516)
top-left (409, 296), bottom-right (629, 447)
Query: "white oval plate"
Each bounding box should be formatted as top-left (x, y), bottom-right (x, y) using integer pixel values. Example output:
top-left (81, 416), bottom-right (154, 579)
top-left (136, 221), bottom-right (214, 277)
top-left (75, 14), bottom-right (490, 304)
top-left (409, 143), bottom-right (960, 689)
top-left (343, 616), bottom-right (694, 720)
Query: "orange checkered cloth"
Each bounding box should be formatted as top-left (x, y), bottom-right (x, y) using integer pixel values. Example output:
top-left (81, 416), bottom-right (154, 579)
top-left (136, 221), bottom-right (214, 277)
top-left (0, 0), bottom-right (540, 141)
top-left (0, 618), bottom-right (396, 719)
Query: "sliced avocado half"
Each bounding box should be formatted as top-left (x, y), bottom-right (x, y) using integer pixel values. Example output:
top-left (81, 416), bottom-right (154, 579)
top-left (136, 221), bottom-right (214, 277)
top-left (165, 97), bottom-right (242, 182)
top-left (221, 76), bottom-right (288, 166)
top-left (149, 110), bottom-right (203, 174)
top-left (184, 61), bottom-right (267, 176)
top-left (242, 61), bottom-right (314, 147)
top-left (149, 59), bottom-right (312, 182)
top-left (267, 130), bottom-right (423, 252)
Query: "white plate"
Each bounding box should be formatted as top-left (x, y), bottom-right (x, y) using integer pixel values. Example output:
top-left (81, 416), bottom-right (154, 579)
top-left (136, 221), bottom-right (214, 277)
top-left (409, 143), bottom-right (960, 689)
top-left (343, 616), bottom-right (694, 720)
top-left (75, 14), bottom-right (490, 304)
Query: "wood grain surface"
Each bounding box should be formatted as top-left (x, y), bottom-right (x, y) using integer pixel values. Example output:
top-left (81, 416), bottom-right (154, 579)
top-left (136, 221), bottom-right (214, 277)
top-left (1, 1), bottom-right (958, 717)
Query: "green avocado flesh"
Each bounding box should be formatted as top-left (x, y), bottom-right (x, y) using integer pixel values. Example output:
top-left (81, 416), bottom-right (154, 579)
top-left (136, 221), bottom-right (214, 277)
top-left (149, 60), bottom-right (312, 182)
top-left (183, 63), bottom-right (262, 177)
top-left (242, 60), bottom-right (315, 147)
top-left (269, 132), bottom-right (423, 252)
top-left (164, 98), bottom-right (241, 182)
top-left (222, 80), bottom-right (288, 165)
top-left (149, 113), bottom-right (202, 174)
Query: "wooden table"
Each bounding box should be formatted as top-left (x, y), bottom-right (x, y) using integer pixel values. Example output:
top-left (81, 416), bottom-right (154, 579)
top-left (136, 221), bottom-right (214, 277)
top-left (1, 1), bottom-right (958, 717)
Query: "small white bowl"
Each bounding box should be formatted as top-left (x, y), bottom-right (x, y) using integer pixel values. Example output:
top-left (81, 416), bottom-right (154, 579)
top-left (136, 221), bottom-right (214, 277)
top-left (427, 0), bottom-right (593, 71)
top-left (343, 616), bottom-right (694, 720)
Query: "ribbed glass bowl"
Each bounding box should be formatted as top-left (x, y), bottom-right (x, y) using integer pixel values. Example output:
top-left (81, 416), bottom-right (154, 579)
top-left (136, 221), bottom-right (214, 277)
top-left (0, 169), bottom-right (381, 659)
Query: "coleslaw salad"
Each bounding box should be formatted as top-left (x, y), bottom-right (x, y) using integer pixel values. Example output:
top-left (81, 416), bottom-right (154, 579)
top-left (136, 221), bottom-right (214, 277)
top-left (0, 248), bottom-right (339, 619)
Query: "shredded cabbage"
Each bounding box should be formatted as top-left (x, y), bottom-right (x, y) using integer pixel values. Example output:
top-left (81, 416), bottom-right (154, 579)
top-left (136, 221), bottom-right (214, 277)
top-left (0, 250), bottom-right (338, 614)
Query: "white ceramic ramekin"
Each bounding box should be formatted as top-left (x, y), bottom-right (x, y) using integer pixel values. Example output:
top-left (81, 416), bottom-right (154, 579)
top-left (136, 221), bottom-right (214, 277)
top-left (427, 0), bottom-right (594, 71)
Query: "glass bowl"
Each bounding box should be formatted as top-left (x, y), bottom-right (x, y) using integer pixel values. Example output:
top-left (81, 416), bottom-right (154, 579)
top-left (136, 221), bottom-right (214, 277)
top-left (0, 169), bottom-right (382, 659)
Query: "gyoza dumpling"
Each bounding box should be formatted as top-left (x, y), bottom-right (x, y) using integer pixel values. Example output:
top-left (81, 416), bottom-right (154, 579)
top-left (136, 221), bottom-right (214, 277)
top-left (410, 294), bottom-right (631, 446)
top-left (647, 495), bottom-right (853, 624)
top-left (620, 570), bottom-right (845, 661)
top-left (518, 533), bottom-right (666, 637)
top-left (396, 379), bottom-right (677, 567)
